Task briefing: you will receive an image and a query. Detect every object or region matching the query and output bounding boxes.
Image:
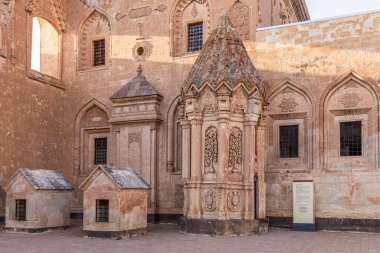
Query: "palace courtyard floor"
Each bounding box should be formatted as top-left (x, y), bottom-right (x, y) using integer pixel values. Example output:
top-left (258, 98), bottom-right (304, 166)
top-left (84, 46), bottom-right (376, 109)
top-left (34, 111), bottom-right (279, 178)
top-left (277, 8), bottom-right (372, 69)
top-left (0, 223), bottom-right (380, 253)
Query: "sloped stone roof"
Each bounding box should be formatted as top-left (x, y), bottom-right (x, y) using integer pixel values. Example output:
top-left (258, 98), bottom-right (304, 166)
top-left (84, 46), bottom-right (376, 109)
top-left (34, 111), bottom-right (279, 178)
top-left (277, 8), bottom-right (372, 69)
top-left (100, 165), bottom-right (150, 189)
top-left (183, 11), bottom-right (265, 94)
top-left (110, 65), bottom-right (162, 100)
top-left (20, 168), bottom-right (74, 190)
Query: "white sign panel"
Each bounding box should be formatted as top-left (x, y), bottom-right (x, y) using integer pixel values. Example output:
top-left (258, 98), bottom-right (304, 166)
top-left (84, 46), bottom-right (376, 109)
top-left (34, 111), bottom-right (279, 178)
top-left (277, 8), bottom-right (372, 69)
top-left (293, 180), bottom-right (315, 227)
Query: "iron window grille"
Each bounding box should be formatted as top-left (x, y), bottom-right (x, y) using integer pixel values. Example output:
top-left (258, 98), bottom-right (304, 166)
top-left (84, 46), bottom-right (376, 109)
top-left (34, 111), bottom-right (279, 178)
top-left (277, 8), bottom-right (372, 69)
top-left (279, 125), bottom-right (299, 158)
top-left (94, 137), bottom-right (107, 165)
top-left (96, 199), bottom-right (109, 223)
top-left (340, 121), bottom-right (362, 156)
top-left (188, 22), bottom-right (203, 52)
top-left (93, 39), bottom-right (106, 66)
top-left (16, 199), bottom-right (26, 221)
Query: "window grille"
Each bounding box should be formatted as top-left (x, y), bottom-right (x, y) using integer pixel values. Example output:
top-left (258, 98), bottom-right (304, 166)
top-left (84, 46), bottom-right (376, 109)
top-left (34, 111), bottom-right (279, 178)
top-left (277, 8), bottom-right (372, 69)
top-left (340, 121), bottom-right (362, 156)
top-left (16, 199), bottom-right (26, 221)
top-left (279, 125), bottom-right (299, 158)
top-left (94, 137), bottom-right (107, 165)
top-left (96, 199), bottom-right (109, 223)
top-left (188, 22), bottom-right (203, 52)
top-left (93, 39), bottom-right (105, 66)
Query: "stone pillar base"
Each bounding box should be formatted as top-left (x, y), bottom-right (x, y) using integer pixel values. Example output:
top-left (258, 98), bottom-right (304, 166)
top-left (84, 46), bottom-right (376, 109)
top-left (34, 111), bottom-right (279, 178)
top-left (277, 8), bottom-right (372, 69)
top-left (83, 227), bottom-right (147, 239)
top-left (179, 217), bottom-right (260, 236)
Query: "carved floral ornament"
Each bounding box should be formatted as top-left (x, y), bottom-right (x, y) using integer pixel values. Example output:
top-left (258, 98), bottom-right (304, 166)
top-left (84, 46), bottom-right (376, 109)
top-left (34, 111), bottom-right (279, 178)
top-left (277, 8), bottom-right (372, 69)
top-left (204, 190), bottom-right (216, 211)
top-left (228, 127), bottom-right (243, 174)
top-left (339, 93), bottom-right (360, 108)
top-left (278, 98), bottom-right (298, 113)
top-left (228, 0), bottom-right (250, 40)
top-left (227, 190), bottom-right (242, 212)
top-left (175, 184), bottom-right (184, 208)
top-left (204, 127), bottom-right (218, 174)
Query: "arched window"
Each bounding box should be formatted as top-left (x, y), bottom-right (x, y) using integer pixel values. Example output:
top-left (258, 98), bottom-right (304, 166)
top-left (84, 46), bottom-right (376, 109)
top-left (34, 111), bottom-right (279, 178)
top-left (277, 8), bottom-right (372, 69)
top-left (31, 17), bottom-right (60, 78)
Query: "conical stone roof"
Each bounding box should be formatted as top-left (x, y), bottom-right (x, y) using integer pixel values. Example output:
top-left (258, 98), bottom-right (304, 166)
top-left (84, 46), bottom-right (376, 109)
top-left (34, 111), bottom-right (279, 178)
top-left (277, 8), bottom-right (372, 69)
top-left (183, 11), bottom-right (264, 94)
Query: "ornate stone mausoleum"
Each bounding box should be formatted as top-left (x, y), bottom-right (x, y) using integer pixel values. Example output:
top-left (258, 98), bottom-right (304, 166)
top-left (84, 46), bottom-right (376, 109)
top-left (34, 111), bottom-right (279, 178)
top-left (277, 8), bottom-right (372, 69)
top-left (1, 0), bottom-right (380, 234)
top-left (178, 12), bottom-right (266, 235)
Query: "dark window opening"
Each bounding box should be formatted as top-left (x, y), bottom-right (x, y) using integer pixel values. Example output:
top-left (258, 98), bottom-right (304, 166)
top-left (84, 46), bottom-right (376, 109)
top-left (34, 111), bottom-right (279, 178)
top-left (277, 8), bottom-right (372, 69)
top-left (16, 199), bottom-right (26, 221)
top-left (279, 125), bottom-right (299, 158)
top-left (94, 137), bottom-right (107, 165)
top-left (340, 121), bottom-right (362, 156)
top-left (93, 39), bottom-right (105, 66)
top-left (188, 22), bottom-right (203, 52)
top-left (96, 199), bottom-right (109, 223)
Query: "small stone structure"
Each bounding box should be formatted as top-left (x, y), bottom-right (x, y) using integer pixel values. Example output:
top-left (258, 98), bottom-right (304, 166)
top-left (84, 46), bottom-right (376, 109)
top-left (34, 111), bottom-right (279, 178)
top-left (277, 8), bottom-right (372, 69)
top-left (3, 169), bottom-right (74, 232)
top-left (80, 165), bottom-right (151, 239)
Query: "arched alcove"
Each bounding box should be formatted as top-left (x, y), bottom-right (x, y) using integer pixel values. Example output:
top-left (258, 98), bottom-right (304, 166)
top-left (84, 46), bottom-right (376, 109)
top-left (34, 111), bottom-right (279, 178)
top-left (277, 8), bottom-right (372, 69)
top-left (267, 78), bottom-right (315, 172)
top-left (320, 71), bottom-right (379, 172)
top-left (78, 8), bottom-right (112, 70)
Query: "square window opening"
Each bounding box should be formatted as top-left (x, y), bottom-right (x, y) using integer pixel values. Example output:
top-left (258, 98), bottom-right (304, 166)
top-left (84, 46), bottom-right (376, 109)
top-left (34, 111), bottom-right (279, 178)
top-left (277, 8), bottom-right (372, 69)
top-left (93, 39), bottom-right (105, 67)
top-left (187, 22), bottom-right (203, 53)
top-left (279, 125), bottom-right (299, 158)
top-left (16, 199), bottom-right (26, 221)
top-left (340, 121), bottom-right (362, 156)
top-left (94, 137), bottom-right (107, 165)
top-left (96, 199), bottom-right (109, 223)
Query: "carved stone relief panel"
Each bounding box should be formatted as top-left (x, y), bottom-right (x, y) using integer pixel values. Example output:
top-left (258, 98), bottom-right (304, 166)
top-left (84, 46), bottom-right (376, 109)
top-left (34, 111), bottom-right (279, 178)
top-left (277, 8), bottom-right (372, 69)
top-left (228, 127), bottom-right (243, 174)
top-left (231, 89), bottom-right (247, 114)
top-left (201, 88), bottom-right (217, 114)
top-left (175, 184), bottom-right (184, 208)
top-left (204, 127), bottom-right (218, 174)
top-left (228, 1), bottom-right (250, 40)
top-left (227, 190), bottom-right (242, 212)
top-left (128, 132), bottom-right (142, 174)
top-left (203, 190), bottom-right (216, 212)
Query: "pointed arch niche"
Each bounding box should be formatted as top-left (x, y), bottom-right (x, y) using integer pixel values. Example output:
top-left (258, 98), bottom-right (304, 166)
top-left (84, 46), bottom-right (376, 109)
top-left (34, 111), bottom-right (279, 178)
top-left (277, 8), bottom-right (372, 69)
top-left (74, 99), bottom-right (111, 176)
top-left (167, 96), bottom-right (184, 174)
top-left (321, 71), bottom-right (379, 172)
top-left (267, 79), bottom-right (315, 172)
top-left (78, 8), bottom-right (111, 71)
top-left (170, 0), bottom-right (211, 57)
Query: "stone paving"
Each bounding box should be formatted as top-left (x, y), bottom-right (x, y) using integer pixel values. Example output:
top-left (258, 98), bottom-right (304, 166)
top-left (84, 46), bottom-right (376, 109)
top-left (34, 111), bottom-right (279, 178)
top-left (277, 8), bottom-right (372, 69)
top-left (1, 223), bottom-right (380, 253)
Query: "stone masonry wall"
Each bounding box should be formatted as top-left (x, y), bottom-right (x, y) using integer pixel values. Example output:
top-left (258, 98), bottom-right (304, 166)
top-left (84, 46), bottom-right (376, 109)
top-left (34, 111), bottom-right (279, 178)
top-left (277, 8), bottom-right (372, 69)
top-left (253, 11), bottom-right (380, 219)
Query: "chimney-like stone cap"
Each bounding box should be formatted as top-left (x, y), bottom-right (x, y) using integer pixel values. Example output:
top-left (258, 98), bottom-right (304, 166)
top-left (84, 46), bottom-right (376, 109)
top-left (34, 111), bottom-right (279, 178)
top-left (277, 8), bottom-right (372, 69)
top-left (110, 65), bottom-right (162, 100)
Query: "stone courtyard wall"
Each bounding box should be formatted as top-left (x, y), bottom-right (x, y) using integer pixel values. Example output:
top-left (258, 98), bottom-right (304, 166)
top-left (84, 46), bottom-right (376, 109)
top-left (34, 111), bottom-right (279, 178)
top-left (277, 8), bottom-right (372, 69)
top-left (252, 11), bottom-right (380, 220)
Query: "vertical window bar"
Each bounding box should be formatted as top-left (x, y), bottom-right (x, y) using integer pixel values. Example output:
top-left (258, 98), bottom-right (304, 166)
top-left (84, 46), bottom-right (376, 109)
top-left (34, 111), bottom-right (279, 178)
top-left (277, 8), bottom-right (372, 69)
top-left (188, 22), bottom-right (203, 52)
top-left (93, 39), bottom-right (105, 66)
top-left (16, 199), bottom-right (26, 221)
top-left (94, 137), bottom-right (107, 165)
top-left (340, 121), bottom-right (362, 156)
top-left (279, 125), bottom-right (299, 158)
top-left (96, 199), bottom-right (109, 223)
